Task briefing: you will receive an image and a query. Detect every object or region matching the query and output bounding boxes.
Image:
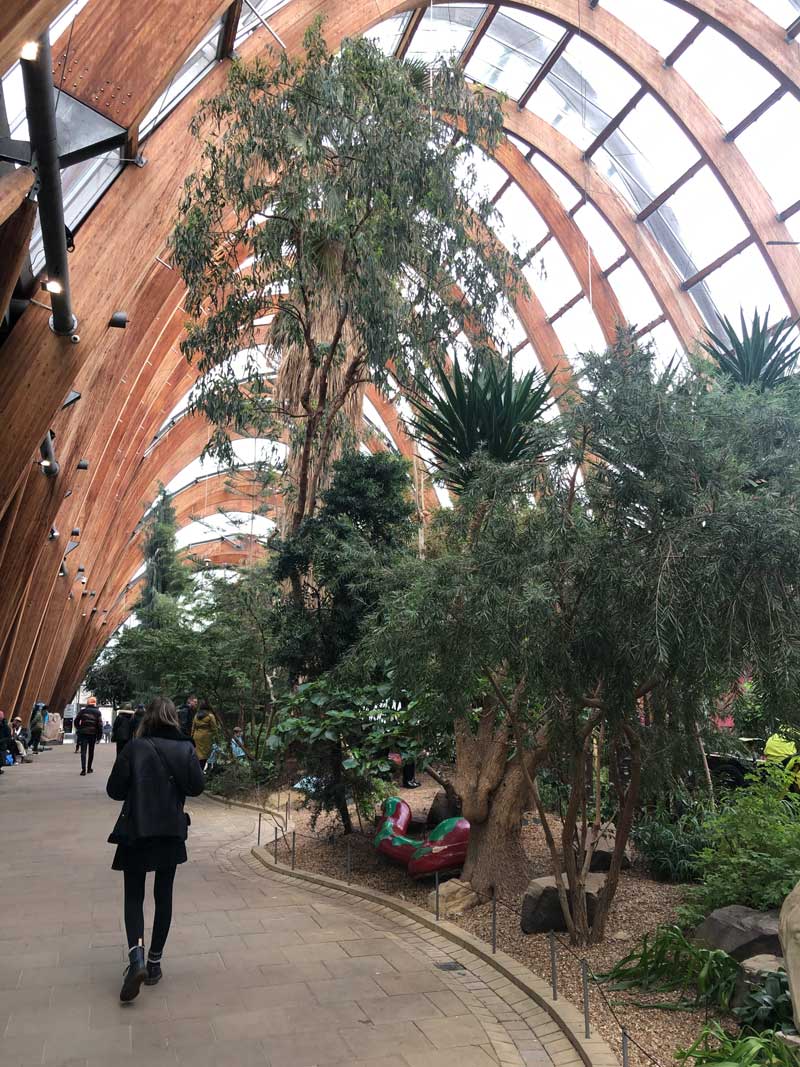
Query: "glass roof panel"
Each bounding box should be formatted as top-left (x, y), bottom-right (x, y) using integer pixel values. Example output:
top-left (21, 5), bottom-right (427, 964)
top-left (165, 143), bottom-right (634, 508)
top-left (555, 297), bottom-right (606, 357)
top-left (455, 145), bottom-right (508, 203)
top-left (527, 35), bottom-right (639, 152)
top-left (140, 18), bottom-right (223, 138)
top-left (235, 0), bottom-right (291, 47)
top-left (524, 240), bottom-right (581, 317)
top-left (736, 93), bottom-right (800, 214)
top-left (642, 320), bottom-right (684, 372)
top-left (406, 5), bottom-right (485, 62)
top-left (607, 258), bottom-right (661, 329)
top-left (599, 0), bottom-right (698, 56)
top-left (689, 245), bottom-right (789, 326)
top-left (493, 183), bottom-right (548, 257)
top-left (465, 9), bottom-right (561, 99)
top-left (673, 27), bottom-right (780, 132)
top-left (531, 155), bottom-right (582, 211)
top-left (745, 0), bottom-right (800, 25)
top-left (786, 213), bottom-right (800, 244)
top-left (644, 166), bottom-right (749, 281)
top-left (364, 13), bottom-right (410, 55)
top-left (571, 203), bottom-right (625, 271)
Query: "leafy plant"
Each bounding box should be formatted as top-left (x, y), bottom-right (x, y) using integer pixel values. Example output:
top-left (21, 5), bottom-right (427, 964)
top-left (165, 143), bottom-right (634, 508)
top-left (683, 767), bottom-right (800, 919)
top-left (736, 971), bottom-right (797, 1037)
top-left (599, 925), bottom-right (738, 1011)
top-left (633, 803), bottom-right (712, 883)
top-left (700, 309), bottom-right (800, 391)
top-left (676, 1023), bottom-right (799, 1067)
top-left (408, 358), bottom-right (555, 494)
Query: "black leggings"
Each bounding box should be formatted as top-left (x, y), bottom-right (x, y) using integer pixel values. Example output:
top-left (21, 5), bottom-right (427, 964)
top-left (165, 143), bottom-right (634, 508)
top-left (123, 867), bottom-right (176, 956)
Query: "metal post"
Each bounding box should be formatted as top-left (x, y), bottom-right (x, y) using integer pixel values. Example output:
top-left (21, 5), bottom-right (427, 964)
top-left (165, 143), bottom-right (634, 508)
top-left (20, 31), bottom-right (77, 336)
top-left (435, 871), bottom-right (440, 921)
top-left (291, 830), bottom-right (296, 870)
top-left (581, 959), bottom-right (591, 1038)
top-left (257, 811), bottom-right (262, 846)
top-left (273, 826), bottom-right (278, 863)
top-left (622, 1029), bottom-right (629, 1067)
top-left (549, 931), bottom-right (558, 1001)
top-left (346, 838), bottom-right (351, 883)
top-left (491, 887), bottom-right (497, 954)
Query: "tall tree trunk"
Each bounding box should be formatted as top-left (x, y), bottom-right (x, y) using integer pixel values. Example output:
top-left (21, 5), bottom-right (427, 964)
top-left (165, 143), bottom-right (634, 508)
top-left (460, 761), bottom-right (531, 896)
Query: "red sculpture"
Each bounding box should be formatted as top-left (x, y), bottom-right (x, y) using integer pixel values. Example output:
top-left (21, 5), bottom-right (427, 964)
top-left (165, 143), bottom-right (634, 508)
top-left (374, 796), bottom-right (470, 877)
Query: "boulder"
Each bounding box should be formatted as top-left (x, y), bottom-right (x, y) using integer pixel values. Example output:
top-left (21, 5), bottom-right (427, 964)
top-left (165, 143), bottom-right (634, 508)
top-left (588, 828), bottom-right (632, 872)
top-left (521, 873), bottom-right (606, 934)
top-left (694, 905), bottom-right (782, 962)
top-left (732, 954), bottom-right (785, 1009)
top-left (426, 790), bottom-right (462, 830)
top-left (429, 878), bottom-right (478, 917)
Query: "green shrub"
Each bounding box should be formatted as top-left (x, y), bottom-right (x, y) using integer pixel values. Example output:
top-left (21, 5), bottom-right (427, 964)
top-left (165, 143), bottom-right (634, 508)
top-left (633, 803), bottom-right (712, 883)
top-left (205, 758), bottom-right (275, 799)
top-left (735, 971), bottom-right (797, 1037)
top-left (676, 1023), bottom-right (798, 1067)
top-left (599, 925), bottom-right (738, 1011)
top-left (684, 767), bottom-right (800, 919)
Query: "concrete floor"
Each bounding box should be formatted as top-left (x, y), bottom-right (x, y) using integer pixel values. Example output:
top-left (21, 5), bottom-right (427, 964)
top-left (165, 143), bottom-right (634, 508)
top-left (0, 743), bottom-right (564, 1067)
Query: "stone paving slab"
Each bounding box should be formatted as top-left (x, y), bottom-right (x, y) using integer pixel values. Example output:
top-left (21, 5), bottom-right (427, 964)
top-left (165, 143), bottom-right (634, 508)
top-left (0, 745), bottom-right (582, 1067)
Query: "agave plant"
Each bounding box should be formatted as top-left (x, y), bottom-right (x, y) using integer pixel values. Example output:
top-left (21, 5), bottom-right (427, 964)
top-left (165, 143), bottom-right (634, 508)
top-left (700, 309), bottom-right (800, 390)
top-left (407, 357), bottom-right (555, 495)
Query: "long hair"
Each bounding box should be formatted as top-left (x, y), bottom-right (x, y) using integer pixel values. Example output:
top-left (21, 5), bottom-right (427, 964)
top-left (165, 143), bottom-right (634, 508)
top-left (136, 696), bottom-right (180, 737)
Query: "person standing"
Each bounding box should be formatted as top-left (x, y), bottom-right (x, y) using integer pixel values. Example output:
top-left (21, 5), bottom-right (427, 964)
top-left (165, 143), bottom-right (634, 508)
top-left (0, 711), bottom-right (11, 773)
top-left (106, 696), bottom-right (204, 1002)
top-left (190, 701), bottom-right (217, 771)
top-left (177, 695), bottom-right (198, 740)
top-left (112, 704), bottom-right (143, 755)
top-left (102, 720), bottom-right (112, 744)
top-left (29, 703), bottom-right (44, 753)
top-left (74, 697), bottom-right (103, 775)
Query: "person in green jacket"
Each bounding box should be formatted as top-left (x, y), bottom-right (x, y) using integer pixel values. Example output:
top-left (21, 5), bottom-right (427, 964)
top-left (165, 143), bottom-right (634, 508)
top-left (190, 701), bottom-right (217, 770)
top-left (764, 728), bottom-right (800, 789)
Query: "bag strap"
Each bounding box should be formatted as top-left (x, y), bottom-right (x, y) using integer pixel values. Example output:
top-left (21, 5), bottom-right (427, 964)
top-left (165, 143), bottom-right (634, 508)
top-left (145, 738), bottom-right (176, 784)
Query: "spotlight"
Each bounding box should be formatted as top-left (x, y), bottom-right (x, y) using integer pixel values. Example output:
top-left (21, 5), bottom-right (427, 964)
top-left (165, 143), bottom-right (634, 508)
top-left (77, 459), bottom-right (89, 470)
top-left (49, 527), bottom-right (59, 540)
top-left (77, 565), bottom-right (85, 573)
top-left (108, 311), bottom-right (128, 329)
top-left (20, 41), bottom-right (39, 60)
top-left (81, 591), bottom-right (88, 597)
top-left (62, 390), bottom-right (81, 410)
top-left (89, 591), bottom-right (96, 598)
top-left (41, 279), bottom-right (63, 295)
top-left (71, 528), bottom-right (80, 537)
top-left (79, 577), bottom-right (87, 585)
top-left (91, 608), bottom-right (97, 615)
top-left (64, 489), bottom-right (72, 498)
top-left (58, 564), bottom-right (66, 578)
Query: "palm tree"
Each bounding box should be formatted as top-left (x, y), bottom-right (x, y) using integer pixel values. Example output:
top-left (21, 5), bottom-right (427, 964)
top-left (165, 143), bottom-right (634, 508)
top-left (700, 309), bottom-right (800, 390)
top-left (407, 357), bottom-right (555, 494)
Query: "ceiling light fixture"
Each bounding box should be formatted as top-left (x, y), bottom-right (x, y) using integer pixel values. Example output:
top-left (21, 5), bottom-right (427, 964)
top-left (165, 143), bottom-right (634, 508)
top-left (20, 41), bottom-right (39, 60)
top-left (42, 279), bottom-right (63, 295)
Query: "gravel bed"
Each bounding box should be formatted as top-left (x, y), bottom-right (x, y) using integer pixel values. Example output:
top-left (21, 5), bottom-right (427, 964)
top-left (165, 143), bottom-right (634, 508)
top-left (249, 775), bottom-right (729, 1066)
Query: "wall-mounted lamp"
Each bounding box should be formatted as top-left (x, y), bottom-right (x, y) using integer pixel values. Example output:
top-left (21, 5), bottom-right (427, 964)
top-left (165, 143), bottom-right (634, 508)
top-left (49, 527), bottom-right (59, 540)
top-left (20, 40), bottom-right (39, 60)
top-left (89, 591), bottom-right (96, 598)
top-left (58, 564), bottom-right (66, 578)
top-left (108, 311), bottom-right (128, 329)
top-left (77, 459), bottom-right (89, 471)
top-left (41, 279), bottom-right (63, 295)
top-left (77, 565), bottom-right (85, 573)
top-left (64, 489), bottom-right (72, 498)
top-left (79, 577), bottom-right (87, 585)
top-left (71, 527), bottom-right (80, 537)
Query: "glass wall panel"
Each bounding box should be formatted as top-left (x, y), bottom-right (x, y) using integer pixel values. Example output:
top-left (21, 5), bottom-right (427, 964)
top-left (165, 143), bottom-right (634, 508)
top-left (493, 183), bottom-right (548, 257)
top-left (599, 0), bottom-right (697, 56)
top-left (572, 203), bottom-right (625, 270)
top-left (235, 0), bottom-right (291, 47)
top-left (456, 146), bottom-right (508, 204)
top-left (528, 35), bottom-right (639, 153)
top-left (140, 19), bottom-right (223, 138)
top-left (555, 297), bottom-right (606, 357)
top-left (607, 259), bottom-right (661, 328)
top-left (746, 0), bottom-right (800, 25)
top-left (524, 239), bottom-right (580, 317)
top-left (364, 13), bottom-right (410, 54)
top-left (689, 245), bottom-right (789, 326)
top-left (736, 93), bottom-right (800, 214)
top-left (644, 166), bottom-right (749, 281)
top-left (674, 28), bottom-right (780, 132)
top-left (465, 9), bottom-right (561, 99)
top-left (406, 5), bottom-right (485, 62)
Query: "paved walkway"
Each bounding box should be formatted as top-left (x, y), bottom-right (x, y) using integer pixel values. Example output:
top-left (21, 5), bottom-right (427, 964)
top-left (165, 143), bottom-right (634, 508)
top-left (0, 745), bottom-right (569, 1067)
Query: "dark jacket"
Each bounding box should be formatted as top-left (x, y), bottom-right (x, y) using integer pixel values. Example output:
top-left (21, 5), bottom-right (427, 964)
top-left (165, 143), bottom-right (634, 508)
top-left (106, 726), bottom-right (205, 845)
top-left (177, 704), bottom-right (196, 740)
top-left (29, 706), bottom-right (43, 733)
top-left (110, 709), bottom-right (144, 746)
top-left (75, 707), bottom-right (103, 739)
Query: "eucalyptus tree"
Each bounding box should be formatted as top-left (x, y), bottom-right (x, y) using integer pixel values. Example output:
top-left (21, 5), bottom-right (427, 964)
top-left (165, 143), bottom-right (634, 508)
top-left (361, 336), bottom-right (800, 943)
top-left (138, 487), bottom-right (189, 628)
top-left (172, 21), bottom-right (521, 536)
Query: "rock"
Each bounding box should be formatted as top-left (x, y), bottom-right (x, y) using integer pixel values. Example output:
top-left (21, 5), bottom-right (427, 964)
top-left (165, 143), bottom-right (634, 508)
top-left (429, 878), bottom-right (478, 917)
top-left (610, 930), bottom-right (632, 942)
top-left (520, 873), bottom-right (606, 934)
top-left (780, 879), bottom-right (800, 1032)
top-left (694, 905), bottom-right (782, 962)
top-left (588, 827), bottom-right (632, 872)
top-left (426, 790), bottom-right (462, 830)
top-left (732, 954), bottom-right (786, 1009)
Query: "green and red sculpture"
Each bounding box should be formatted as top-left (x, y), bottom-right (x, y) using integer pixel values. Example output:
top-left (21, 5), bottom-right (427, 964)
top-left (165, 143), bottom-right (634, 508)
top-left (374, 796), bottom-right (470, 877)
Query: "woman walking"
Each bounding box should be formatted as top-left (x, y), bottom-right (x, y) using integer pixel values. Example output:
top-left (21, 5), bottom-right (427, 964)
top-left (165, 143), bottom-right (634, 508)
top-left (106, 696), bottom-right (204, 1002)
top-left (190, 700), bottom-right (217, 770)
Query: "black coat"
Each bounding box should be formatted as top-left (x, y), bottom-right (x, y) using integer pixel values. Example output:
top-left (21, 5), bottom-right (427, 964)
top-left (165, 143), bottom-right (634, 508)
top-left (106, 726), bottom-right (205, 845)
top-left (75, 707), bottom-right (103, 739)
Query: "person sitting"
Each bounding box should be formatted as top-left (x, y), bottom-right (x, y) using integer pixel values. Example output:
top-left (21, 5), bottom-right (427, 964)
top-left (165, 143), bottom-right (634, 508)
top-left (10, 718), bottom-right (33, 762)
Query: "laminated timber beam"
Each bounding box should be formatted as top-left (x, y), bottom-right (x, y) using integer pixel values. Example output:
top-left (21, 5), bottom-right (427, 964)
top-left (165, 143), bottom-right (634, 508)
top-left (0, 0), bottom-right (62, 78)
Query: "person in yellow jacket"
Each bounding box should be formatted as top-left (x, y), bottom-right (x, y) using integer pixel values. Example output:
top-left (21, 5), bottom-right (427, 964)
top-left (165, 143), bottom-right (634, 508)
top-left (764, 729), bottom-right (800, 789)
top-left (190, 701), bottom-right (218, 770)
